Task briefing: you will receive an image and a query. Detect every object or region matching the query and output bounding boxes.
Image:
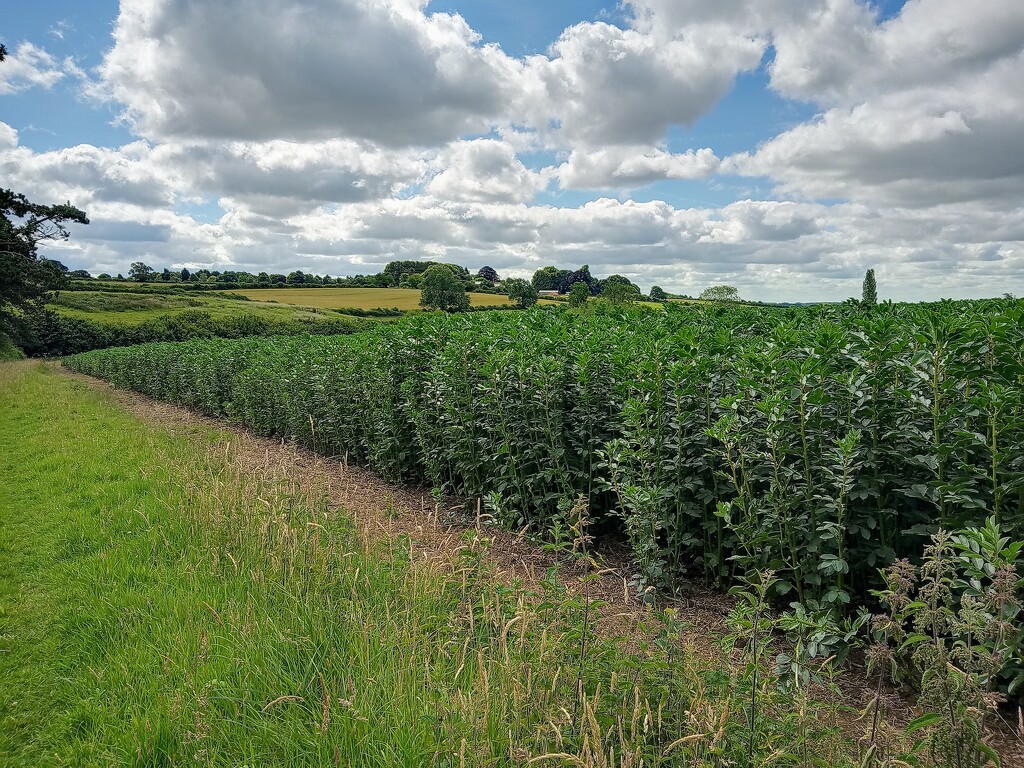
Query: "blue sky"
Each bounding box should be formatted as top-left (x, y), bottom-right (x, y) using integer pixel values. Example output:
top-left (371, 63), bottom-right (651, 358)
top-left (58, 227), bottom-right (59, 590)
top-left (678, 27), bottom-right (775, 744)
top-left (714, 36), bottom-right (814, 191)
top-left (1, 0), bottom-right (1021, 300)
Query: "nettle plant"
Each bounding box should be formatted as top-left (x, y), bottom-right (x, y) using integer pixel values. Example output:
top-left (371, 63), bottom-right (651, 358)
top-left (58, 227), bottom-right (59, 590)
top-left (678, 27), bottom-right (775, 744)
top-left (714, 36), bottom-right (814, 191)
top-left (866, 518), bottom-right (1023, 768)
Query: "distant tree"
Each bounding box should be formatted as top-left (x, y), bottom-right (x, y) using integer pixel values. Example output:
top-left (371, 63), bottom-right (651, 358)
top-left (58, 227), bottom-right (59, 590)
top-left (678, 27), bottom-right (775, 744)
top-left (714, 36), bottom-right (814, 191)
top-left (419, 264), bottom-right (469, 312)
top-left (97, 273), bottom-right (111, 280)
top-left (0, 44), bottom-right (7, 62)
top-left (286, 270), bottom-right (306, 285)
top-left (161, 268), bottom-right (172, 282)
top-left (257, 271), bottom-right (271, 286)
top-left (649, 285), bottom-right (668, 301)
top-left (600, 274), bottom-right (641, 297)
top-left (477, 265), bottom-right (500, 284)
top-left (1, 188), bottom-right (86, 344)
top-left (400, 272), bottom-right (423, 289)
top-left (602, 280), bottom-right (638, 306)
top-left (504, 278), bottom-right (538, 309)
top-left (862, 268), bottom-right (877, 306)
top-left (565, 265), bottom-right (598, 295)
top-left (179, 267), bottom-right (191, 282)
top-left (129, 261), bottom-right (155, 282)
top-left (116, 273), bottom-right (124, 280)
top-left (699, 284), bottom-right (740, 302)
top-left (69, 269), bottom-right (91, 279)
top-left (568, 281), bottom-right (590, 308)
top-left (532, 266), bottom-right (571, 292)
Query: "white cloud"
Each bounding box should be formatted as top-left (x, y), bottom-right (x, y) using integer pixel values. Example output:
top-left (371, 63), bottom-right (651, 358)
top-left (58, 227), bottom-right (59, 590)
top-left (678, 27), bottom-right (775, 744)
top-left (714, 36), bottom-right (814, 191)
top-left (425, 139), bottom-right (550, 203)
top-left (96, 0), bottom-right (522, 146)
top-left (557, 146), bottom-right (720, 189)
top-left (0, 122), bottom-right (18, 150)
top-left (0, 42), bottom-right (65, 95)
top-left (523, 20), bottom-right (763, 147)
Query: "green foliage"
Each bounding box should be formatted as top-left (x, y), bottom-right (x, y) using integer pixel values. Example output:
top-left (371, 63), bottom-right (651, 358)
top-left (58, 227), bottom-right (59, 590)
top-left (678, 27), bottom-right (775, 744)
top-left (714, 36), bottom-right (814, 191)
top-left (863, 268), bottom-right (878, 306)
top-left (531, 265), bottom-right (571, 292)
top-left (0, 333), bottom-right (24, 360)
top-left (699, 284), bottom-right (740, 302)
top-left (599, 274), bottom-right (641, 297)
top-left (601, 280), bottom-right (639, 305)
top-left (0, 187), bottom-right (88, 344)
top-left (66, 299), bottom-right (1024, 631)
top-left (419, 264), bottom-right (470, 312)
top-left (649, 285), bottom-right (668, 301)
top-left (128, 261), bottom-right (155, 282)
top-left (476, 265), bottom-right (499, 283)
top-left (565, 264), bottom-right (598, 295)
top-left (503, 277), bottom-right (538, 308)
top-left (867, 520), bottom-right (1023, 766)
top-left (567, 281), bottom-right (590, 307)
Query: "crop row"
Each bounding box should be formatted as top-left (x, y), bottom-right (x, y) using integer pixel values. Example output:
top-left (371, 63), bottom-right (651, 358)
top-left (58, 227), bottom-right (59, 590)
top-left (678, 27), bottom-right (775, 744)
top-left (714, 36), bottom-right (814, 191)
top-left (66, 300), bottom-right (1024, 608)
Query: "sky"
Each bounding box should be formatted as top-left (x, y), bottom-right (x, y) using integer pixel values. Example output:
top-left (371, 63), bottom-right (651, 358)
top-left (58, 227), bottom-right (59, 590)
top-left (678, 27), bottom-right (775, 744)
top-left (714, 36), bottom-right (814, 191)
top-left (1, 0), bottom-right (1022, 301)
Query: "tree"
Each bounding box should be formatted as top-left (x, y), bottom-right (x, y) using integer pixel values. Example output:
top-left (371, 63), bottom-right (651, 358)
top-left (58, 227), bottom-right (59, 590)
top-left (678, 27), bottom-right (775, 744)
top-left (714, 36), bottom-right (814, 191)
top-left (180, 267), bottom-right (192, 282)
top-left (568, 281), bottom-right (590, 308)
top-left (602, 280), bottom-right (638, 306)
top-left (649, 285), bottom-right (668, 301)
top-left (862, 268), bottom-right (877, 306)
top-left (69, 269), bottom-right (91, 279)
top-left (419, 264), bottom-right (470, 312)
top-left (1, 187), bottom-right (88, 344)
top-left (504, 278), bottom-right (538, 309)
top-left (699, 284), bottom-right (740, 302)
top-left (599, 274), bottom-right (641, 297)
top-left (129, 261), bottom-right (155, 282)
top-left (532, 265), bottom-right (571, 292)
top-left (286, 270), bottom-right (306, 285)
top-left (564, 265), bottom-right (598, 295)
top-left (477, 265), bottom-right (500, 283)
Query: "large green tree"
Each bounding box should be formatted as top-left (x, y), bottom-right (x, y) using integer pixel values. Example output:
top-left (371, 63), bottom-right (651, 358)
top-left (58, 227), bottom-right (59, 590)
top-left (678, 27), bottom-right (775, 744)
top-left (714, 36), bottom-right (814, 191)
top-left (419, 264), bottom-right (470, 312)
top-left (1, 188), bottom-right (88, 343)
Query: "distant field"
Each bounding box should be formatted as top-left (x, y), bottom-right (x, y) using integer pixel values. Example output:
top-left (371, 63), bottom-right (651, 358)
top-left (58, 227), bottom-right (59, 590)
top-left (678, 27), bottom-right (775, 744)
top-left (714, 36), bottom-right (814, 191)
top-left (228, 287), bottom-right (518, 310)
top-left (49, 289), bottom-right (349, 325)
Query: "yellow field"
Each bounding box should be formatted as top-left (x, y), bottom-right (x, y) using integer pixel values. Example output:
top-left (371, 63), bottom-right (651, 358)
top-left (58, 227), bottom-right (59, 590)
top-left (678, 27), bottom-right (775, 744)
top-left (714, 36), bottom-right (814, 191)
top-left (227, 287), bottom-right (515, 311)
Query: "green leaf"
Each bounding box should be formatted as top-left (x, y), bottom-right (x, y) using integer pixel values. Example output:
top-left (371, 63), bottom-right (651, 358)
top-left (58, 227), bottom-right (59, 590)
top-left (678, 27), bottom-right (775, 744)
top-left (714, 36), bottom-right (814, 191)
top-left (904, 712), bottom-right (943, 733)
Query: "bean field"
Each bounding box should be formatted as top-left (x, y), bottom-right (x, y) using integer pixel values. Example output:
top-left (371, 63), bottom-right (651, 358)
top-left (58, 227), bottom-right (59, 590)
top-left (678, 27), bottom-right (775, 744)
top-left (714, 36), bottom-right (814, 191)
top-left (66, 300), bottom-right (1024, 612)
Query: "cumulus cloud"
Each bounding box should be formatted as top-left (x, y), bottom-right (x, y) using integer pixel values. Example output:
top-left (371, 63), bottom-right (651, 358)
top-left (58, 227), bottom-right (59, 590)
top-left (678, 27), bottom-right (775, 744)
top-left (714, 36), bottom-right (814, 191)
top-left (425, 139), bottom-right (550, 203)
top-left (96, 0), bottom-right (522, 146)
top-left (724, 0), bottom-right (1024, 208)
top-left (557, 146), bottom-right (720, 189)
top-left (523, 21), bottom-right (764, 146)
top-left (0, 42), bottom-right (65, 95)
